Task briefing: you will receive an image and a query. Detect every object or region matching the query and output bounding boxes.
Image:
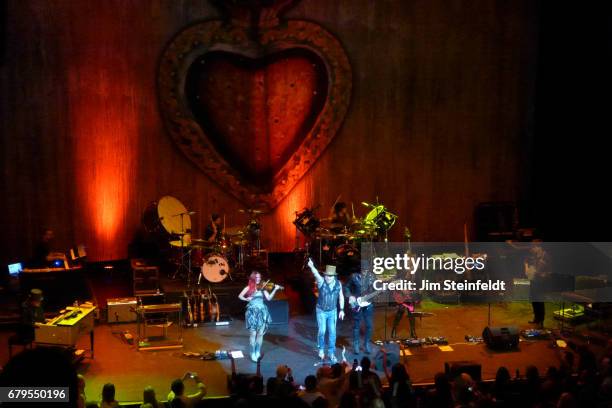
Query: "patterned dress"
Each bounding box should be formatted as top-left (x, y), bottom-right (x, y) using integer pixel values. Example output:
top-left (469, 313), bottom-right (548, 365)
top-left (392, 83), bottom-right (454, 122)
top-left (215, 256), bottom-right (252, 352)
top-left (245, 290), bottom-right (271, 332)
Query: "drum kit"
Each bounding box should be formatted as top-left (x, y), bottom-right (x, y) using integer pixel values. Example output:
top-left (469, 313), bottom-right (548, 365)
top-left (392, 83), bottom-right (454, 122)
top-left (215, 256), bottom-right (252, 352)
top-left (293, 200), bottom-right (398, 267)
top-left (143, 196), bottom-right (265, 287)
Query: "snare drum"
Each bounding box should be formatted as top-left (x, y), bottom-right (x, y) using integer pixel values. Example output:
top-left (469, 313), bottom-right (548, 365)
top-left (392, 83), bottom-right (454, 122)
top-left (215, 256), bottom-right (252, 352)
top-left (201, 255), bottom-right (230, 283)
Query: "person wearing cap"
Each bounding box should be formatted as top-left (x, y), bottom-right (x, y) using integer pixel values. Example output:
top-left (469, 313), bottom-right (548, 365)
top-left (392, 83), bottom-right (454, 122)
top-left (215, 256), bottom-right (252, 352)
top-left (19, 288), bottom-right (45, 341)
top-left (307, 259), bottom-right (345, 363)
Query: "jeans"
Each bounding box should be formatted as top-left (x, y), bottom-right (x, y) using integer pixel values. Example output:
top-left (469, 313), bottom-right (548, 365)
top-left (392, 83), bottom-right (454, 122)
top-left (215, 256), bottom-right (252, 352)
top-left (352, 304), bottom-right (373, 349)
top-left (316, 307), bottom-right (337, 356)
top-left (392, 306), bottom-right (416, 338)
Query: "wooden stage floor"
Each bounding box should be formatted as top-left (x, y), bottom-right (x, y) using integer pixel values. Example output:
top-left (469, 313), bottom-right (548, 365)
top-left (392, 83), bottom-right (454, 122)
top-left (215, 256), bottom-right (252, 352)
top-left (1, 301), bottom-right (572, 403)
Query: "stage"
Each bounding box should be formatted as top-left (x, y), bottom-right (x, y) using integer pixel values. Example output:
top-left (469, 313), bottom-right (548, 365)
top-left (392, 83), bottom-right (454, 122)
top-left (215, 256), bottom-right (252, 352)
top-left (0, 301), bottom-right (569, 403)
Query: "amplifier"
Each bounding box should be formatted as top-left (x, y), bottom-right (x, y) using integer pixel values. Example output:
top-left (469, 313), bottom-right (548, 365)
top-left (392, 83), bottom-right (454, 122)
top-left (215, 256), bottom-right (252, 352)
top-left (107, 297), bottom-right (137, 323)
top-left (512, 278), bottom-right (530, 301)
top-left (131, 259), bottom-right (159, 295)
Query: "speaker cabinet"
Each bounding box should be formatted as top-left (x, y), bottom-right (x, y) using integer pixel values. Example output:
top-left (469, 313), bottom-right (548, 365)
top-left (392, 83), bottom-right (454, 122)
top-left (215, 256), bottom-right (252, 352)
top-left (268, 298), bottom-right (289, 325)
top-left (482, 326), bottom-right (519, 350)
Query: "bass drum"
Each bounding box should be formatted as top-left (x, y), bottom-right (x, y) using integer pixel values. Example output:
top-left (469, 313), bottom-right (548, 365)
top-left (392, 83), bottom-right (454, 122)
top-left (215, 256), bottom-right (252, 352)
top-left (201, 255), bottom-right (230, 283)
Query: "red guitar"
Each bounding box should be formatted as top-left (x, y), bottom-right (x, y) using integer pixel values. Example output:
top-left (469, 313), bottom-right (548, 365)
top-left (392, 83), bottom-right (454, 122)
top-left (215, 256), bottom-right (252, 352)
top-left (393, 290), bottom-right (421, 312)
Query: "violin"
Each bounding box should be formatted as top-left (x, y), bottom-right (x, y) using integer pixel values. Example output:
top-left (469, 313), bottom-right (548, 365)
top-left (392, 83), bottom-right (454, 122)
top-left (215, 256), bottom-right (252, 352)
top-left (258, 279), bottom-right (284, 291)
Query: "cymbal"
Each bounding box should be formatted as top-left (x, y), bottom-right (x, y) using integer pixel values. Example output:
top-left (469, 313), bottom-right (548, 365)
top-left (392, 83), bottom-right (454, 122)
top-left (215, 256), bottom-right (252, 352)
top-left (231, 239), bottom-right (249, 245)
top-left (238, 209), bottom-right (263, 215)
top-left (314, 232), bottom-right (355, 240)
top-left (191, 238), bottom-right (207, 243)
top-left (169, 240), bottom-right (191, 248)
top-left (224, 226), bottom-right (245, 236)
top-left (349, 220), bottom-right (365, 230)
top-left (319, 220), bottom-right (333, 229)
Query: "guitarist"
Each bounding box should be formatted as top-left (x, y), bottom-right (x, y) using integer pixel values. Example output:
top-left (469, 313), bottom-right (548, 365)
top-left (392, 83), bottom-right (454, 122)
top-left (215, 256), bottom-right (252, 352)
top-left (345, 261), bottom-right (376, 355)
top-left (391, 291), bottom-right (420, 339)
top-left (391, 251), bottom-right (421, 339)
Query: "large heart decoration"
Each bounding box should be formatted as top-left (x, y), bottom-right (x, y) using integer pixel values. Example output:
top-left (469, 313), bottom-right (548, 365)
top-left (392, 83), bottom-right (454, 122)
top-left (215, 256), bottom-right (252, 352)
top-left (158, 0), bottom-right (352, 210)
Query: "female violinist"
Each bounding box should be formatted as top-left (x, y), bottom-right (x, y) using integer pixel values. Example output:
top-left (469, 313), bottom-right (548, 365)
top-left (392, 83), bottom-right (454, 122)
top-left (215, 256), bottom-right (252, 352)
top-left (238, 271), bottom-right (282, 362)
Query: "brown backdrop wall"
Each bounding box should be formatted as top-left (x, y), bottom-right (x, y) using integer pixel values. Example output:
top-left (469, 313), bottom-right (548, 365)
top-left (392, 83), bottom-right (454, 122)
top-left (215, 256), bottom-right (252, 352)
top-left (0, 0), bottom-right (538, 263)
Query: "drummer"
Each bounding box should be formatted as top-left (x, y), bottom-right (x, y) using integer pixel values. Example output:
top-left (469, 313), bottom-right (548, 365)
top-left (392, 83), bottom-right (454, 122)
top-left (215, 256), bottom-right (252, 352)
top-left (329, 202), bottom-right (351, 233)
top-left (204, 213), bottom-right (224, 243)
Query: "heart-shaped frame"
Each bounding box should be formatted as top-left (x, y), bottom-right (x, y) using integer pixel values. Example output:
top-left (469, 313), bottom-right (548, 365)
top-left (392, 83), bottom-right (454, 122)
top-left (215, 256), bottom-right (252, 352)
top-left (158, 11), bottom-right (352, 211)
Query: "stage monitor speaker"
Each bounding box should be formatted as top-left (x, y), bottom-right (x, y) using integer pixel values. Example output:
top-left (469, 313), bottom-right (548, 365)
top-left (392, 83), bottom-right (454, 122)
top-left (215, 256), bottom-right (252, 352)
top-left (482, 326), bottom-right (519, 350)
top-left (444, 360), bottom-right (482, 381)
top-left (374, 342), bottom-right (400, 370)
top-left (268, 298), bottom-right (289, 325)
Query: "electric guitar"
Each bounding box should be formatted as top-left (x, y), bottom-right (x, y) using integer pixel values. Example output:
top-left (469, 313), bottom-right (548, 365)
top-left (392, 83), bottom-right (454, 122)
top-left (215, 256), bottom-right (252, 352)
top-left (349, 289), bottom-right (385, 312)
top-left (199, 288), bottom-right (206, 323)
top-left (392, 290), bottom-right (422, 312)
top-left (184, 291), bottom-right (193, 326)
top-left (349, 275), bottom-right (408, 312)
top-left (209, 286), bottom-right (219, 322)
top-left (206, 287), bottom-right (213, 321)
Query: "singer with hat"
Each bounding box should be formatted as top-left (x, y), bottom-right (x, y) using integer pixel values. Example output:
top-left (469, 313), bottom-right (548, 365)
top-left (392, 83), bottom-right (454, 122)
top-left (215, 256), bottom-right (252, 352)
top-left (307, 259), bottom-right (345, 363)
